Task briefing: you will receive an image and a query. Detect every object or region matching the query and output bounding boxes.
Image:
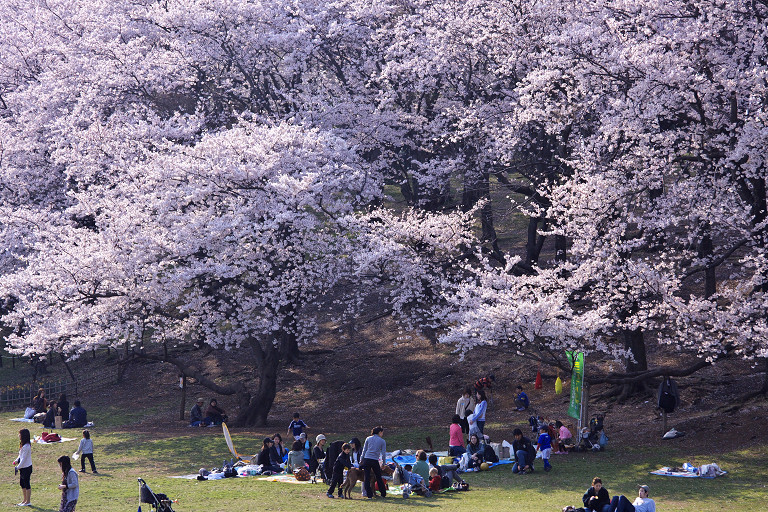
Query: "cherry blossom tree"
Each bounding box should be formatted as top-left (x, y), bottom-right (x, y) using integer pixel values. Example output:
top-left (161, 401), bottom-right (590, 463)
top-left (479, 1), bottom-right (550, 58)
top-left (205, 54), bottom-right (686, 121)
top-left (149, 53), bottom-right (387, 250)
top-left (442, 0), bottom-right (768, 398)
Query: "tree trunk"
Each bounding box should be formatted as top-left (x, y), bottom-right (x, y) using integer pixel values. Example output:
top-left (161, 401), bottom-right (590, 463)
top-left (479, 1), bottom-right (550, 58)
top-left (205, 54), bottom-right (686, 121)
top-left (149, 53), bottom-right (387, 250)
top-left (236, 341), bottom-right (280, 426)
top-left (555, 234), bottom-right (567, 263)
top-left (698, 226), bottom-right (716, 297)
top-left (619, 327), bottom-right (649, 399)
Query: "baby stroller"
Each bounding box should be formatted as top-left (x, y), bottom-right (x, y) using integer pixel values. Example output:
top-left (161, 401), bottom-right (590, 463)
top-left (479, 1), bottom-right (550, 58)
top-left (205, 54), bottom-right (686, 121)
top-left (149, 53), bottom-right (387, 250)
top-left (138, 478), bottom-right (176, 512)
top-left (391, 459), bottom-right (432, 498)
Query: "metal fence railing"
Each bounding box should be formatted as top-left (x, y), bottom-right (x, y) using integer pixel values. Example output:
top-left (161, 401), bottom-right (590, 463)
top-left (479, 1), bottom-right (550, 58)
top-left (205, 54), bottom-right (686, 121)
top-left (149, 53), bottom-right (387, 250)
top-left (0, 367), bottom-right (116, 412)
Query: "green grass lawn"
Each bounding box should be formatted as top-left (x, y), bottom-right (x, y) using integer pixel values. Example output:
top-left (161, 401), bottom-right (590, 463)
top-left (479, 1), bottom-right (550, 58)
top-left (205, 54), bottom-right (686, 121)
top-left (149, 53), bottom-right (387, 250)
top-left (2, 411), bottom-right (766, 512)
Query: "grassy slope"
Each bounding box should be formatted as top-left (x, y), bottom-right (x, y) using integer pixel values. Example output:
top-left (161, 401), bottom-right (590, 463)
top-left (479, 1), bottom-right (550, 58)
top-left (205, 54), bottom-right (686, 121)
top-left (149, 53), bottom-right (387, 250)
top-left (2, 411), bottom-right (766, 512)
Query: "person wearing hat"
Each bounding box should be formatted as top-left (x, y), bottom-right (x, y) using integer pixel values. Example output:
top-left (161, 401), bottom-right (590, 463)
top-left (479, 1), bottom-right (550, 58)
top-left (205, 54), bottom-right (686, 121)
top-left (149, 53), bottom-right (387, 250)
top-left (348, 437), bottom-right (362, 468)
top-left (310, 435), bottom-right (327, 476)
top-left (257, 438), bottom-right (283, 474)
top-left (299, 432), bottom-right (313, 467)
top-left (608, 484), bottom-right (656, 512)
top-left (189, 398), bottom-right (208, 427)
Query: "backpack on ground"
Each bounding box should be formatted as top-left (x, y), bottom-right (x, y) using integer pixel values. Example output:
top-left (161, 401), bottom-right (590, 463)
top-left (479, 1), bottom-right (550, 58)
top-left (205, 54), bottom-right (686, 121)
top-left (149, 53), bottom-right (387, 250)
top-left (483, 444), bottom-right (499, 463)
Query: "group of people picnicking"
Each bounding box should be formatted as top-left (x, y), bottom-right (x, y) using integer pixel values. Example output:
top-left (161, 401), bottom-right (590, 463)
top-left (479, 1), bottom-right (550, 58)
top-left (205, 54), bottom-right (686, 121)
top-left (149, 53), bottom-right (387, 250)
top-left (27, 389), bottom-right (89, 429)
top-left (12, 427), bottom-right (98, 511)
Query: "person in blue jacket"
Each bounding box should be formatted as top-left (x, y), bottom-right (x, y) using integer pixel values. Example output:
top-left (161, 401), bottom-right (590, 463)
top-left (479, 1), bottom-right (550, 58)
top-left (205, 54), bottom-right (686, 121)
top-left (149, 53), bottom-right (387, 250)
top-left (515, 385), bottom-right (530, 411)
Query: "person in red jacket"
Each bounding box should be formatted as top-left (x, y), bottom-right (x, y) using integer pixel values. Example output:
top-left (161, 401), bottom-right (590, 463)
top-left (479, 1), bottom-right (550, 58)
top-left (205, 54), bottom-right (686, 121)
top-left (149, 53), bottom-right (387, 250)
top-left (428, 468), bottom-right (442, 492)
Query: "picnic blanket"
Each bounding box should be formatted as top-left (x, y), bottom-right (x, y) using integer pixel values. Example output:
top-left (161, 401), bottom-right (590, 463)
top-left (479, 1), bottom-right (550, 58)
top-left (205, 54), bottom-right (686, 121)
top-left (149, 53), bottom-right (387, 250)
top-left (257, 473), bottom-right (314, 484)
top-left (10, 418), bottom-right (34, 423)
top-left (392, 453), bottom-right (512, 471)
top-left (651, 463), bottom-right (727, 479)
top-left (33, 436), bottom-right (77, 444)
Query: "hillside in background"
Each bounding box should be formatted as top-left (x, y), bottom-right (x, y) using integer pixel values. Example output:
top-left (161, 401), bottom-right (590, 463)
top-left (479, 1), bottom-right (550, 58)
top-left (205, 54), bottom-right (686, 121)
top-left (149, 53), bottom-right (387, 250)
top-left (4, 312), bottom-right (765, 456)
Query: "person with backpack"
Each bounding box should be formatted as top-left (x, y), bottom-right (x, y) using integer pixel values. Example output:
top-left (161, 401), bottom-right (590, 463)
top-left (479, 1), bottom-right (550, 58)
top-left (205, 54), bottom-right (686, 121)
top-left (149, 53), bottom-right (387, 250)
top-left (657, 377), bottom-right (679, 413)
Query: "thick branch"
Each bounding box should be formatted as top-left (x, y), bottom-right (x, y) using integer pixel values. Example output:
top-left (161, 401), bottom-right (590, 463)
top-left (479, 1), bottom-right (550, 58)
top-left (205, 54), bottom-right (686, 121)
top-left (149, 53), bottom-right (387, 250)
top-left (135, 352), bottom-right (245, 396)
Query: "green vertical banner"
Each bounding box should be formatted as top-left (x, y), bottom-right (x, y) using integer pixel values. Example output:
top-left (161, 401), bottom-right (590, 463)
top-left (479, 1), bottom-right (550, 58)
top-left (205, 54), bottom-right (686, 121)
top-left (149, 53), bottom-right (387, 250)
top-left (566, 351), bottom-right (585, 420)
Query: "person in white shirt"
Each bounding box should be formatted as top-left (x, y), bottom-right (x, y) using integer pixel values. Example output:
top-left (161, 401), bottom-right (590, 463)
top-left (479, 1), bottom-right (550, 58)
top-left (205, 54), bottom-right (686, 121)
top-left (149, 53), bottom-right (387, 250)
top-left (608, 484), bottom-right (656, 512)
top-left (13, 428), bottom-right (33, 506)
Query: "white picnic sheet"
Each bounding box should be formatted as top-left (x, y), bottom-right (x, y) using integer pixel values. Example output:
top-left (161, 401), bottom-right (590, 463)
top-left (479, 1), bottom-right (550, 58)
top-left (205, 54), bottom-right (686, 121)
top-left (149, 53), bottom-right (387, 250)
top-left (34, 436), bottom-right (78, 444)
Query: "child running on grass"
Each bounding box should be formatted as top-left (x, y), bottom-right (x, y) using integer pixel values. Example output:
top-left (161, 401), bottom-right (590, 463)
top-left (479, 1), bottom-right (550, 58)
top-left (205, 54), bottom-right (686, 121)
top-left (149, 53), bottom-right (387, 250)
top-left (287, 413), bottom-right (309, 440)
top-left (537, 425), bottom-right (553, 472)
top-left (75, 430), bottom-right (97, 474)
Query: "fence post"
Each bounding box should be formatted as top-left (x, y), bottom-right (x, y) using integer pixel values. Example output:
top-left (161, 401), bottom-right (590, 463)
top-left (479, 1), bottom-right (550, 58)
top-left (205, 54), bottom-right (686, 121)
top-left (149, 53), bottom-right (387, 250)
top-left (179, 375), bottom-right (187, 420)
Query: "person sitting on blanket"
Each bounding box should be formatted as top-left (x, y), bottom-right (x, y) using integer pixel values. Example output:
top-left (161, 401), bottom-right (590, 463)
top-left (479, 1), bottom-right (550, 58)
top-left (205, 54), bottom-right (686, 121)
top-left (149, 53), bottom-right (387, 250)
top-left (413, 450), bottom-right (431, 482)
top-left (512, 428), bottom-right (536, 473)
top-left (428, 468), bottom-right (442, 492)
top-left (608, 485), bottom-right (656, 512)
top-left (466, 433), bottom-right (485, 469)
top-left (43, 401), bottom-right (58, 429)
top-left (286, 440), bottom-right (306, 472)
top-left (311, 434), bottom-right (327, 476)
top-left (428, 453), bottom-right (465, 488)
top-left (257, 437), bottom-right (283, 474)
top-left (57, 394), bottom-right (70, 421)
top-left (190, 398), bottom-right (208, 427)
top-left (402, 464), bottom-right (425, 487)
top-left (271, 433), bottom-right (288, 462)
top-left (583, 477), bottom-right (612, 512)
top-left (62, 400), bottom-right (87, 429)
top-left (205, 399), bottom-right (228, 425)
top-left (31, 388), bottom-right (48, 414)
top-left (299, 432), bottom-right (313, 467)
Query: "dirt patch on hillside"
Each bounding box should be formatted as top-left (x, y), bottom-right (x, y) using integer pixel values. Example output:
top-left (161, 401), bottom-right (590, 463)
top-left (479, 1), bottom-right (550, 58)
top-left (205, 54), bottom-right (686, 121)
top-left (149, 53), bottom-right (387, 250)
top-left (79, 312), bottom-right (768, 457)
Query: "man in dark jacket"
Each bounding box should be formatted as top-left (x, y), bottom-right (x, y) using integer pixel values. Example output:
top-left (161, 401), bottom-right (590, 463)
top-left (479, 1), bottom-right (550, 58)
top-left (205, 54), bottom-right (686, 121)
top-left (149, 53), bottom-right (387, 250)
top-left (63, 400), bottom-right (87, 428)
top-left (511, 428), bottom-right (536, 473)
top-left (189, 398), bottom-right (208, 427)
top-left (326, 443), bottom-right (352, 498)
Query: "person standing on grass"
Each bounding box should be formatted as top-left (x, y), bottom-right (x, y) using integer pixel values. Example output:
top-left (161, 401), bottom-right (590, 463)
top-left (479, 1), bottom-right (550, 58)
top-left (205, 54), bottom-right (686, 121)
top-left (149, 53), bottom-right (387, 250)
top-left (536, 425), bottom-right (553, 472)
top-left (287, 412), bottom-right (309, 440)
top-left (468, 388), bottom-right (488, 435)
top-left (360, 426), bottom-right (387, 499)
top-left (449, 414), bottom-right (467, 456)
top-left (455, 387), bottom-right (476, 435)
top-left (57, 455), bottom-right (79, 512)
top-left (75, 430), bottom-right (97, 474)
top-left (326, 442), bottom-right (352, 499)
top-left (13, 428), bottom-right (33, 506)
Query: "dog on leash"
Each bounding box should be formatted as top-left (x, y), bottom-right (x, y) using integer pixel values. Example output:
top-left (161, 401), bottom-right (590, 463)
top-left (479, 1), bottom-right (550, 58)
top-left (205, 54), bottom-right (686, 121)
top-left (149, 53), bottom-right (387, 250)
top-left (341, 464), bottom-right (394, 499)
